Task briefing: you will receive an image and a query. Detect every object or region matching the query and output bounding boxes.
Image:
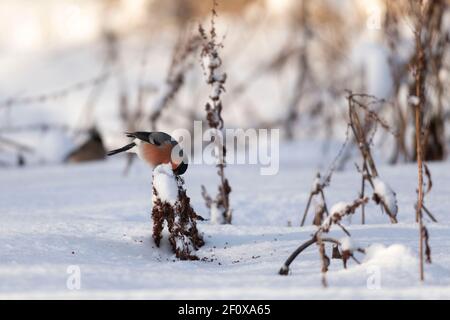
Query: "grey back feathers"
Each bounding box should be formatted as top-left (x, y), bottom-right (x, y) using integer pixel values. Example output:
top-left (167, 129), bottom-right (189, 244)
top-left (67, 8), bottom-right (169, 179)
top-left (149, 132), bottom-right (178, 146)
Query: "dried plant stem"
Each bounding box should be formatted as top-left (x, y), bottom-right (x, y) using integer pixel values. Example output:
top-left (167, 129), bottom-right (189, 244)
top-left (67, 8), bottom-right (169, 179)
top-left (347, 93), bottom-right (398, 224)
top-left (300, 129), bottom-right (351, 227)
top-left (360, 165), bottom-right (366, 224)
top-left (300, 187), bottom-right (329, 227)
top-left (279, 237), bottom-right (339, 275)
top-left (422, 205), bottom-right (437, 223)
top-left (199, 1), bottom-right (232, 224)
top-left (300, 193), bottom-right (314, 227)
top-left (152, 169), bottom-right (204, 260)
top-left (0, 73), bottom-right (109, 110)
top-left (149, 33), bottom-right (201, 129)
top-left (414, 13), bottom-right (426, 281)
top-left (0, 136), bottom-right (34, 154)
top-left (415, 100), bottom-right (424, 281)
top-left (282, 198), bottom-right (368, 287)
top-left (318, 238), bottom-right (329, 288)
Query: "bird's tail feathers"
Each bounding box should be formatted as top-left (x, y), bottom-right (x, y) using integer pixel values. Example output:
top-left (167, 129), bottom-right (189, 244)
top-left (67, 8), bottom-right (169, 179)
top-left (107, 142), bottom-right (136, 156)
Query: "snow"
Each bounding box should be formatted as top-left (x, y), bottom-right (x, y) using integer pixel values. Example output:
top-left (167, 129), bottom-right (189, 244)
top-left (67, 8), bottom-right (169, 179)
top-left (210, 202), bottom-right (222, 225)
top-left (1, 153), bottom-right (450, 299)
top-left (408, 95), bottom-right (420, 106)
top-left (364, 244), bottom-right (416, 269)
top-left (152, 164), bottom-right (178, 205)
top-left (373, 177), bottom-right (398, 217)
top-left (1, 1), bottom-right (450, 300)
top-left (311, 173), bottom-right (321, 193)
top-left (340, 237), bottom-right (354, 252)
top-left (351, 40), bottom-right (393, 99)
top-left (322, 201), bottom-right (357, 231)
top-left (330, 202), bottom-right (349, 215)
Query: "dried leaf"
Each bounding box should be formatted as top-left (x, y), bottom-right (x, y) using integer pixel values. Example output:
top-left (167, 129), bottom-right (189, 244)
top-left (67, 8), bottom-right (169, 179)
top-left (424, 163), bottom-right (433, 195)
top-left (332, 245), bottom-right (342, 259)
top-left (422, 226), bottom-right (432, 264)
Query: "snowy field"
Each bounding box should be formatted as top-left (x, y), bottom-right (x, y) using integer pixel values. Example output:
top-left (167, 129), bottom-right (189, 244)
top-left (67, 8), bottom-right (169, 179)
top-left (1, 143), bottom-right (450, 299)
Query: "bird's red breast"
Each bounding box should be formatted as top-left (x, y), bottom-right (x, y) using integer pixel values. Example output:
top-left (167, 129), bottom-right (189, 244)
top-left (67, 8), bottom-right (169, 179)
top-left (140, 143), bottom-right (179, 170)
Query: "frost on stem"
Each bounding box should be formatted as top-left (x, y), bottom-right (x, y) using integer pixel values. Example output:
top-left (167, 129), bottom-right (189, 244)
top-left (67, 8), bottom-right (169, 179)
top-left (152, 164), bottom-right (204, 260)
top-left (199, 2), bottom-right (232, 225)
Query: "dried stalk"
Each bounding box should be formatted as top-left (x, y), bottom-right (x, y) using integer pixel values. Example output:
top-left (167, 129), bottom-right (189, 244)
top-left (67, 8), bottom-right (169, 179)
top-left (281, 198), bottom-right (368, 287)
top-left (199, 1), bottom-right (232, 224)
top-left (122, 31), bottom-right (200, 174)
top-left (152, 167), bottom-right (204, 260)
top-left (301, 126), bottom-right (351, 226)
top-left (300, 173), bottom-right (330, 227)
top-left (411, 0), bottom-right (426, 281)
top-left (0, 136), bottom-right (34, 154)
top-left (415, 163), bottom-right (438, 223)
top-left (149, 32), bottom-right (202, 129)
top-left (347, 92), bottom-right (398, 224)
top-left (0, 73), bottom-right (109, 110)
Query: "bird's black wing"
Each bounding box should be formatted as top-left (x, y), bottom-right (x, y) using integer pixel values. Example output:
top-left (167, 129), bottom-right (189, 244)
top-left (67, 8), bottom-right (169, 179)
top-left (125, 132), bottom-right (150, 142)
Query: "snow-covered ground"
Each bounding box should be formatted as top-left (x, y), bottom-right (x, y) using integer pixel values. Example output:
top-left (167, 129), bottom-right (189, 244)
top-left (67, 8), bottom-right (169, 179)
top-left (1, 143), bottom-right (450, 299)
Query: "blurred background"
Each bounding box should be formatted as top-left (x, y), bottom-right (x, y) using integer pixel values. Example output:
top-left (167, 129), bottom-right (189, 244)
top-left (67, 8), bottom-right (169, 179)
top-left (0, 0), bottom-right (449, 169)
